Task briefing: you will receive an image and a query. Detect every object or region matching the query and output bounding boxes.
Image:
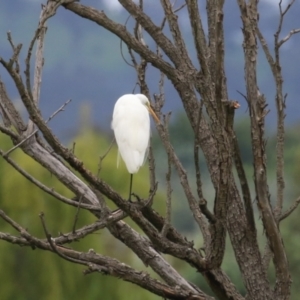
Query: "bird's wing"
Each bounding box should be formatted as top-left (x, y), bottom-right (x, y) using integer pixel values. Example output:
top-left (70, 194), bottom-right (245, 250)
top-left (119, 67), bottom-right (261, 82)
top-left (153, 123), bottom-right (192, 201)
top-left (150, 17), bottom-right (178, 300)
top-left (112, 100), bottom-right (150, 173)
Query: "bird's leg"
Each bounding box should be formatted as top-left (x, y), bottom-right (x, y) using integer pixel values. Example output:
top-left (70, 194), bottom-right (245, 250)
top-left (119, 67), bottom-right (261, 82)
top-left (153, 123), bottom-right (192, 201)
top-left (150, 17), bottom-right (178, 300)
top-left (128, 174), bottom-right (133, 201)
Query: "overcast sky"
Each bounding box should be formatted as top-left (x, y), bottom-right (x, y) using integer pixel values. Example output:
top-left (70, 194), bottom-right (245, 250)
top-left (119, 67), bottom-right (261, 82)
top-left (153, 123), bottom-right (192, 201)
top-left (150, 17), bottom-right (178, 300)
top-left (23, 0), bottom-right (291, 12)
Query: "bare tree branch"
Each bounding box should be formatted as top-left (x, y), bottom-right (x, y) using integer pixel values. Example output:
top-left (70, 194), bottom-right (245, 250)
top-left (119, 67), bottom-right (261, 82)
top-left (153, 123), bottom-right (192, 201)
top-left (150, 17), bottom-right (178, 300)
top-left (63, 2), bottom-right (177, 78)
top-left (161, 114), bottom-right (173, 237)
top-left (160, 0), bottom-right (191, 65)
top-left (279, 196), bottom-right (300, 222)
top-left (3, 99), bottom-right (71, 157)
top-left (0, 149), bottom-right (99, 211)
top-left (238, 1), bottom-right (290, 298)
top-left (0, 211), bottom-right (201, 300)
top-left (0, 0), bottom-right (298, 299)
top-left (278, 28), bottom-right (300, 47)
top-left (107, 220), bottom-right (204, 297)
top-left (186, 0), bottom-right (209, 73)
top-left (0, 78), bottom-right (26, 133)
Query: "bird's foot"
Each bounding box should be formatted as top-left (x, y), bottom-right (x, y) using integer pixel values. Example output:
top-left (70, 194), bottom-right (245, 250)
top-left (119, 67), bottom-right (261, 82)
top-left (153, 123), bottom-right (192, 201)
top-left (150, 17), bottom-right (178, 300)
top-left (128, 193), bottom-right (137, 202)
top-left (131, 193), bottom-right (142, 202)
top-left (129, 193), bottom-right (154, 210)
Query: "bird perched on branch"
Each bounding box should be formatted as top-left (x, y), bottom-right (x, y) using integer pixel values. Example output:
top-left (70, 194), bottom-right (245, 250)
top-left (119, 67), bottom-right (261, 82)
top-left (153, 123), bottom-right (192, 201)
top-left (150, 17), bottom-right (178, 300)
top-left (111, 94), bottom-right (160, 200)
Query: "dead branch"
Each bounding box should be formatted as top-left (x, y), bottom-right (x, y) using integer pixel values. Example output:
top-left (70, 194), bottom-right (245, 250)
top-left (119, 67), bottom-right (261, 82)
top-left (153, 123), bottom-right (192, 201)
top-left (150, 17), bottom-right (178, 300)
top-left (3, 99), bottom-right (72, 157)
top-left (0, 149), bottom-right (100, 211)
top-left (161, 114), bottom-right (173, 237)
top-left (238, 1), bottom-right (290, 297)
top-left (1, 208), bottom-right (196, 300)
top-left (0, 0), bottom-right (298, 299)
top-left (279, 196), bottom-right (300, 222)
top-left (0, 78), bottom-right (26, 133)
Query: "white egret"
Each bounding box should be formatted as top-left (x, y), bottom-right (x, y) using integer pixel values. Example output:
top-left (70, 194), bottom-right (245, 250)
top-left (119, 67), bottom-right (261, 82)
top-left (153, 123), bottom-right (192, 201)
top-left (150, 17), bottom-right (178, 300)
top-left (111, 94), bottom-right (160, 200)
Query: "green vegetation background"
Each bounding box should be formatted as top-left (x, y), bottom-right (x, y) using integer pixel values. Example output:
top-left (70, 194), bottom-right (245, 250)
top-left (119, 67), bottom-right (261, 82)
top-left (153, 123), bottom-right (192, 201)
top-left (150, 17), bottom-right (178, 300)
top-left (0, 112), bottom-right (300, 299)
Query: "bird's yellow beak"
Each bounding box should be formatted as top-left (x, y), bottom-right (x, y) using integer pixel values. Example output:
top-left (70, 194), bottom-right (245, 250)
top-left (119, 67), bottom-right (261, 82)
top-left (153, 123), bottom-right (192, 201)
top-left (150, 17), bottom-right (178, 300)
top-left (148, 105), bottom-right (160, 124)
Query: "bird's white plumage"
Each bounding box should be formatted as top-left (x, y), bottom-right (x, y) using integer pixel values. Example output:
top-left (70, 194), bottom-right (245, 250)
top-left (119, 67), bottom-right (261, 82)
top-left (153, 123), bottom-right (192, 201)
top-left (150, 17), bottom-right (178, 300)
top-left (111, 94), bottom-right (150, 174)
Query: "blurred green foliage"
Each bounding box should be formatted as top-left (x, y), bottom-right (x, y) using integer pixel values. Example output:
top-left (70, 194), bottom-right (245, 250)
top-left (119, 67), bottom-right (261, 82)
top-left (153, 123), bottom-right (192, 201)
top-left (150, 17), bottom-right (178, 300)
top-left (0, 127), bottom-right (161, 300)
top-left (0, 114), bottom-right (300, 299)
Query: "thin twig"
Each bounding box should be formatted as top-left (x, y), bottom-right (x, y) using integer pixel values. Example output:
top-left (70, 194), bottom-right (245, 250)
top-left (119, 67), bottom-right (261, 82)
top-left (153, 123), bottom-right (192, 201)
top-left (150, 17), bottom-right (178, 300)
top-left (25, 1), bottom-right (63, 102)
top-left (279, 196), bottom-right (300, 222)
top-left (256, 28), bottom-right (275, 73)
top-left (134, 1), bottom-right (146, 48)
top-left (278, 28), bottom-right (300, 48)
top-left (280, 0), bottom-right (296, 17)
top-left (0, 149), bottom-right (100, 211)
top-left (120, 14), bottom-right (135, 68)
top-left (159, 0), bottom-right (179, 30)
top-left (0, 75), bottom-right (27, 133)
top-left (3, 99), bottom-right (72, 157)
top-left (7, 32), bottom-right (21, 73)
top-left (71, 142), bottom-right (76, 154)
top-left (132, 181), bottom-right (158, 209)
top-left (7, 31), bottom-right (16, 50)
top-left (156, 113), bottom-right (208, 237)
top-left (0, 124), bottom-right (19, 140)
top-left (97, 137), bottom-right (115, 177)
top-left (174, 3), bottom-right (186, 13)
top-left (128, 46), bottom-right (139, 71)
top-left (54, 209), bottom-right (126, 245)
top-left (39, 212), bottom-right (87, 265)
top-left (276, 0), bottom-right (298, 49)
top-left (72, 196), bottom-right (83, 233)
top-left (0, 209), bottom-right (26, 233)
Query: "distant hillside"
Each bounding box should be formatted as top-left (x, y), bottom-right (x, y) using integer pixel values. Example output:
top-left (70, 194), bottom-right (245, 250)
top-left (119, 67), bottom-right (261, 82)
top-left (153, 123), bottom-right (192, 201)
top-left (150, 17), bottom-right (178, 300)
top-left (0, 0), bottom-right (299, 139)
